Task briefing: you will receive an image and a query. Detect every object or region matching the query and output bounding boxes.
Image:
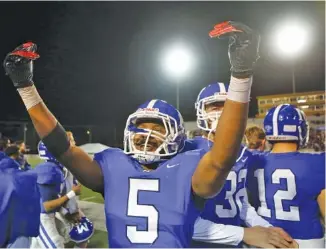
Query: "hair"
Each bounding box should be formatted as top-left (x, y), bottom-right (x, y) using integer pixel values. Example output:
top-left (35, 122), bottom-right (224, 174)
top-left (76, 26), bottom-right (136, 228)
top-left (66, 131), bottom-right (73, 136)
top-left (244, 126), bottom-right (266, 150)
top-left (0, 137), bottom-right (10, 151)
top-left (5, 145), bottom-right (20, 157)
top-left (14, 140), bottom-right (25, 146)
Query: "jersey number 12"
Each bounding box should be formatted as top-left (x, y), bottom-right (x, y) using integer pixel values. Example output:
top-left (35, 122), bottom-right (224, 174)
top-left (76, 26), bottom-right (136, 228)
top-left (254, 169), bottom-right (300, 221)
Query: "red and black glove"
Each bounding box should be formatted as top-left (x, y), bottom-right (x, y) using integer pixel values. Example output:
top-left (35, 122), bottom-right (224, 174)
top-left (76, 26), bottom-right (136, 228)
top-left (3, 42), bottom-right (40, 88)
top-left (209, 21), bottom-right (260, 77)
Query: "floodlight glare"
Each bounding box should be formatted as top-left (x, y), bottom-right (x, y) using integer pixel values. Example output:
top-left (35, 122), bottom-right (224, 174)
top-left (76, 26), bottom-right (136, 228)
top-left (162, 46), bottom-right (193, 78)
top-left (276, 24), bottom-right (308, 56)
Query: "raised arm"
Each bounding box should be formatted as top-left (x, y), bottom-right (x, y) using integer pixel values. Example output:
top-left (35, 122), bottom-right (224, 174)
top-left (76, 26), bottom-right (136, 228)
top-left (192, 22), bottom-right (260, 198)
top-left (3, 43), bottom-right (103, 192)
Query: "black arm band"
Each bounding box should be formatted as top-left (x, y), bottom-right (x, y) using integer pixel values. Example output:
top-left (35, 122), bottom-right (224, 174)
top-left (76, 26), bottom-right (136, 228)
top-left (42, 122), bottom-right (70, 158)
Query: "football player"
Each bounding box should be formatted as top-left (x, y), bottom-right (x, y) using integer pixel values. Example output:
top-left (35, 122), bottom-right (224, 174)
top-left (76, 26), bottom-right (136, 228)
top-left (31, 142), bottom-right (93, 248)
top-left (0, 145), bottom-right (21, 171)
top-left (247, 104), bottom-right (325, 248)
top-left (0, 166), bottom-right (40, 247)
top-left (188, 83), bottom-right (296, 248)
top-left (61, 131), bottom-right (94, 248)
top-left (4, 21), bottom-right (263, 247)
top-left (15, 140), bottom-right (32, 170)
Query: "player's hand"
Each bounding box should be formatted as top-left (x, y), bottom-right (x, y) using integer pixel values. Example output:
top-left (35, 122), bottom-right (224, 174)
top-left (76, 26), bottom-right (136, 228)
top-left (209, 21), bottom-right (260, 77)
top-left (65, 211), bottom-right (82, 224)
top-left (3, 42), bottom-right (40, 88)
top-left (72, 183), bottom-right (82, 196)
top-left (243, 226), bottom-right (296, 248)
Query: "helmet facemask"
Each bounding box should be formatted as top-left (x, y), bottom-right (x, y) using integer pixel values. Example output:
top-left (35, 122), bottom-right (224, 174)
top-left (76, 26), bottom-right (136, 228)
top-left (124, 110), bottom-right (185, 165)
top-left (195, 94), bottom-right (226, 133)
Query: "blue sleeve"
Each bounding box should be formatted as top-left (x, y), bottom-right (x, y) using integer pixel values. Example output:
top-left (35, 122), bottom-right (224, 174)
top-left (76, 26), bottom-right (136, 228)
top-left (311, 153), bottom-right (325, 195)
top-left (38, 184), bottom-right (59, 202)
top-left (0, 170), bottom-right (41, 244)
top-left (93, 148), bottom-right (122, 176)
top-left (33, 163), bottom-right (64, 185)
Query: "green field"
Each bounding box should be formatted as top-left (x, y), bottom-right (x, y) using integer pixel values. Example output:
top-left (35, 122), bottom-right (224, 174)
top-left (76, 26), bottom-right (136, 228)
top-left (28, 155), bottom-right (108, 248)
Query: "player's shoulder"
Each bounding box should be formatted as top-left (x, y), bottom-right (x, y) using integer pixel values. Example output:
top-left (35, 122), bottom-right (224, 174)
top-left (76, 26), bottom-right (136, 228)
top-left (33, 161), bottom-right (64, 184)
top-left (297, 152), bottom-right (325, 171)
top-left (184, 136), bottom-right (211, 152)
top-left (171, 148), bottom-right (206, 171)
top-left (0, 157), bottom-right (20, 171)
top-left (179, 148), bottom-right (207, 158)
top-left (297, 151), bottom-right (325, 160)
top-left (0, 169), bottom-right (38, 197)
top-left (94, 147), bottom-right (124, 161)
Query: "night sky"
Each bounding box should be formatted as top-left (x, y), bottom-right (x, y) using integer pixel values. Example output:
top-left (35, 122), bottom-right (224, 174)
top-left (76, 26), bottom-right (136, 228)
top-left (0, 1), bottom-right (324, 128)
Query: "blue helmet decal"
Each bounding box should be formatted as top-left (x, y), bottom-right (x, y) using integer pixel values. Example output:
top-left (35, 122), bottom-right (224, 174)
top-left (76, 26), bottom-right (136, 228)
top-left (38, 141), bottom-right (63, 168)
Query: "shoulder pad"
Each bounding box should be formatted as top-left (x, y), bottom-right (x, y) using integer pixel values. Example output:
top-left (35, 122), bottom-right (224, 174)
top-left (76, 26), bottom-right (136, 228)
top-left (0, 157), bottom-right (20, 171)
top-left (183, 148), bottom-right (206, 156)
top-left (94, 147), bottom-right (124, 161)
top-left (33, 162), bottom-right (64, 184)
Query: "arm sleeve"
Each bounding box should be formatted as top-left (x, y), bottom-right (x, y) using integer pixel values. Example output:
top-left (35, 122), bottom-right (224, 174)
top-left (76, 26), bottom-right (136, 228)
top-left (63, 171), bottom-right (79, 214)
top-left (240, 190), bottom-right (272, 227)
top-left (192, 217), bottom-right (244, 246)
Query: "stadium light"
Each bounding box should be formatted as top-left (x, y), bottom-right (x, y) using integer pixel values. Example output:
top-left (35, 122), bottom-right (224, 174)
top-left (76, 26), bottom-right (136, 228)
top-left (161, 44), bottom-right (194, 110)
top-left (276, 24), bottom-right (308, 56)
top-left (274, 22), bottom-right (309, 93)
top-left (87, 130), bottom-right (92, 143)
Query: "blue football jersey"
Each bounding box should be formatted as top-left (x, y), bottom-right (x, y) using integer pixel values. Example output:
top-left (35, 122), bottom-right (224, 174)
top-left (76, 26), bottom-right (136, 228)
top-left (0, 169), bottom-right (40, 247)
top-left (186, 136), bottom-right (251, 226)
top-left (0, 157), bottom-right (21, 171)
top-left (94, 148), bottom-right (206, 248)
top-left (0, 151), bottom-right (6, 161)
top-left (33, 162), bottom-right (65, 213)
top-left (247, 152), bottom-right (325, 240)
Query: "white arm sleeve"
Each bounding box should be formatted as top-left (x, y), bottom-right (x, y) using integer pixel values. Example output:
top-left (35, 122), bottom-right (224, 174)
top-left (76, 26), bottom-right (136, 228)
top-left (63, 170), bottom-right (79, 214)
top-left (192, 217), bottom-right (244, 246)
top-left (240, 190), bottom-right (272, 227)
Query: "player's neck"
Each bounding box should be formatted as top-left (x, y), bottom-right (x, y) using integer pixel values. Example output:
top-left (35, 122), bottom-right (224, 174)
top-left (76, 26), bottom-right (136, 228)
top-left (142, 164), bottom-right (158, 171)
top-left (271, 142), bottom-right (298, 153)
top-left (203, 131), bottom-right (215, 142)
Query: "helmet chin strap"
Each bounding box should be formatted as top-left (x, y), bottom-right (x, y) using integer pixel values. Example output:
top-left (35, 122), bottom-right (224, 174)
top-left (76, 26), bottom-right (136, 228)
top-left (132, 153), bottom-right (161, 165)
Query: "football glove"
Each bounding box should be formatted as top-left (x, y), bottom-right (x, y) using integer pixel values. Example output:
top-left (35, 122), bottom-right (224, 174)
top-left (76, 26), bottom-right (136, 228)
top-left (3, 42), bottom-right (40, 88)
top-left (209, 21), bottom-right (260, 77)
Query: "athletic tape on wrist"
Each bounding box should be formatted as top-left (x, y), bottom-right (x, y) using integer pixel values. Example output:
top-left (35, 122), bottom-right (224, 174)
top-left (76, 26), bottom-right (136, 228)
top-left (17, 85), bottom-right (43, 110)
top-left (66, 190), bottom-right (76, 199)
top-left (227, 76), bottom-right (253, 103)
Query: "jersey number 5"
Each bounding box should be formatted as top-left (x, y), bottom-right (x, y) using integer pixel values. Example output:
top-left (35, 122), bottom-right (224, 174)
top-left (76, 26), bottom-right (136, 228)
top-left (127, 178), bottom-right (159, 244)
top-left (255, 169), bottom-right (300, 221)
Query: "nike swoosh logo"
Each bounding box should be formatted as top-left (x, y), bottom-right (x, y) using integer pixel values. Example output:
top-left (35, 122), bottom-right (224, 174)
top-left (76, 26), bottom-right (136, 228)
top-left (166, 164), bottom-right (180, 168)
top-left (241, 157), bottom-right (248, 163)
